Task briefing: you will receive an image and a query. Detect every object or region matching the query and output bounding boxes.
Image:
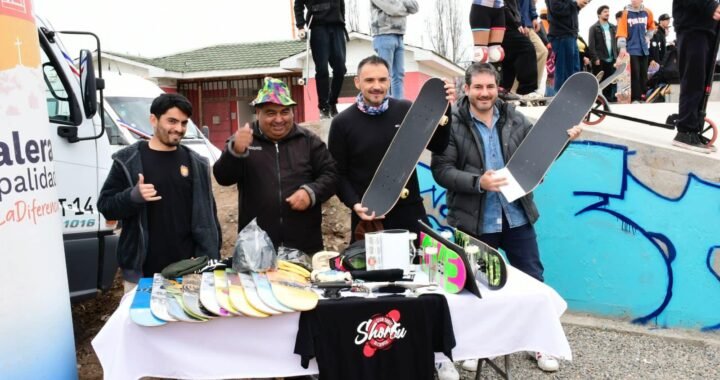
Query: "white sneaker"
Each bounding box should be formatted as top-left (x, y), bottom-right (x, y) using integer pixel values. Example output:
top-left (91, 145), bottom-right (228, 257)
top-left (535, 352), bottom-right (559, 372)
top-left (461, 359), bottom-right (478, 371)
top-left (520, 91), bottom-right (543, 100)
top-left (435, 362), bottom-right (460, 380)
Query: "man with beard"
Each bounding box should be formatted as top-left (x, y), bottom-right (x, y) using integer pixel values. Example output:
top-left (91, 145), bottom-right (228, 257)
top-left (431, 63), bottom-right (582, 373)
top-left (588, 5), bottom-right (618, 101)
top-left (213, 78), bottom-right (338, 255)
top-left (328, 52), bottom-right (459, 380)
top-left (98, 93), bottom-right (221, 292)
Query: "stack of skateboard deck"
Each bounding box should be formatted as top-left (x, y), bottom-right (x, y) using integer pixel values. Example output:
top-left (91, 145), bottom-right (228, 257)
top-left (130, 260), bottom-right (318, 327)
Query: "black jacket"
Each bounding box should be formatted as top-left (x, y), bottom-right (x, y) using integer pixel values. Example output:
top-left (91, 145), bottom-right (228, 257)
top-left (547, 0), bottom-right (579, 38)
top-left (649, 27), bottom-right (667, 64)
top-left (213, 122), bottom-right (337, 254)
top-left (673, 0), bottom-right (719, 34)
top-left (97, 142), bottom-right (221, 283)
top-left (431, 98), bottom-right (539, 235)
top-left (588, 21), bottom-right (618, 63)
top-left (295, 0), bottom-right (345, 28)
top-left (504, 0), bottom-right (522, 28)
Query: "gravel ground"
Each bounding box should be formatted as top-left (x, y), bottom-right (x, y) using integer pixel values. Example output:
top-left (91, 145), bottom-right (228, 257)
top-left (454, 321), bottom-right (720, 380)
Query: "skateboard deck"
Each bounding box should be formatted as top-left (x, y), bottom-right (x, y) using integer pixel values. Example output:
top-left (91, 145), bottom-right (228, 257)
top-left (165, 278), bottom-right (208, 322)
top-left (182, 274), bottom-right (216, 319)
top-left (418, 221), bottom-right (481, 298)
top-left (226, 270), bottom-right (270, 317)
top-left (150, 274), bottom-right (177, 322)
top-left (615, 55), bottom-right (631, 103)
top-left (130, 277), bottom-right (166, 327)
top-left (213, 270), bottom-right (242, 316)
top-left (362, 78), bottom-right (449, 216)
top-left (453, 228), bottom-right (508, 290)
top-left (238, 272), bottom-right (281, 315)
top-left (497, 71), bottom-right (599, 203)
top-left (266, 270), bottom-right (319, 311)
top-left (200, 271), bottom-right (230, 317)
top-left (598, 61), bottom-right (626, 90)
top-left (252, 272), bottom-right (296, 313)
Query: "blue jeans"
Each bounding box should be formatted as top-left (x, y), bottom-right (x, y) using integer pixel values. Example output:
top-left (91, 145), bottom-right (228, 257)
top-left (478, 216), bottom-right (544, 282)
top-left (373, 34), bottom-right (405, 99)
top-left (550, 36), bottom-right (580, 92)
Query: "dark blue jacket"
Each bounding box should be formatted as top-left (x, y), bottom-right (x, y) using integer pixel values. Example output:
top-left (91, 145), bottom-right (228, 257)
top-left (547, 0), bottom-right (579, 38)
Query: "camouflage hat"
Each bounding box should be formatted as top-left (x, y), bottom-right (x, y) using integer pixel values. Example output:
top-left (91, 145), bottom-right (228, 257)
top-left (251, 77), bottom-right (297, 107)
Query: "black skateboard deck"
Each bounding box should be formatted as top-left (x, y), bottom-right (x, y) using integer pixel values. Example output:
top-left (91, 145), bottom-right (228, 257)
top-left (453, 228), bottom-right (508, 290)
top-left (498, 71), bottom-right (599, 202)
top-left (362, 78), bottom-right (449, 216)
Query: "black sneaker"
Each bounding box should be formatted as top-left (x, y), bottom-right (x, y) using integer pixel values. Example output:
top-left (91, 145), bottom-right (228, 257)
top-left (330, 104), bottom-right (339, 117)
top-left (672, 131), bottom-right (712, 154)
top-left (319, 105), bottom-right (332, 119)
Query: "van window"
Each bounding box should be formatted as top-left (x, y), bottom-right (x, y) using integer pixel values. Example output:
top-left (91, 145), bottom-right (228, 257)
top-left (41, 48), bottom-right (72, 124)
top-left (106, 96), bottom-right (202, 140)
top-left (102, 108), bottom-right (129, 145)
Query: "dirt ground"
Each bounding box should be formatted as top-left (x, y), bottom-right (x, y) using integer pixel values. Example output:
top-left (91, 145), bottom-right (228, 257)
top-left (73, 125), bottom-right (351, 379)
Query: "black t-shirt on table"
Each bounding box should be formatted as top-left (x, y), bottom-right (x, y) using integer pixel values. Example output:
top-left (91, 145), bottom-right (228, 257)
top-left (139, 142), bottom-right (194, 275)
top-left (295, 294), bottom-right (455, 380)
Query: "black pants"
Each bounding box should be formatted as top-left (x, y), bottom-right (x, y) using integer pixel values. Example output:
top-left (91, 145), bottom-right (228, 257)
top-left (593, 60), bottom-right (616, 101)
top-left (310, 24), bottom-right (347, 109)
top-left (478, 216), bottom-right (544, 282)
top-left (677, 30), bottom-right (716, 133)
top-left (630, 55), bottom-right (648, 102)
top-left (501, 27), bottom-right (538, 95)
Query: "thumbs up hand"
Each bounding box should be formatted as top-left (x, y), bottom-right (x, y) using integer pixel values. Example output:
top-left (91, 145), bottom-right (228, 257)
top-left (137, 173), bottom-right (162, 202)
top-left (232, 123), bottom-right (254, 154)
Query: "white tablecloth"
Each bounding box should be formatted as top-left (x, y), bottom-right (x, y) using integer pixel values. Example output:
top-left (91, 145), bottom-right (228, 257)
top-left (92, 267), bottom-right (571, 380)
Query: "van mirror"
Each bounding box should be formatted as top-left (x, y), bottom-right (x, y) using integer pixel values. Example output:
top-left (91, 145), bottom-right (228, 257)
top-left (79, 49), bottom-right (98, 118)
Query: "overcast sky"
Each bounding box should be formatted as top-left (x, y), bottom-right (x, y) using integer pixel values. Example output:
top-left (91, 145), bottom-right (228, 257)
top-left (34, 0), bottom-right (674, 59)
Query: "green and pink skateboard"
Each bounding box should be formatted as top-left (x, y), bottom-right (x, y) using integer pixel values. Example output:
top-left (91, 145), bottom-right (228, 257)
top-left (418, 221), bottom-right (481, 298)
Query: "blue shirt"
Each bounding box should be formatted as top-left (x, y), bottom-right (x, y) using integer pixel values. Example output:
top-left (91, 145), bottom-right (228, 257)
top-left (472, 107), bottom-right (529, 234)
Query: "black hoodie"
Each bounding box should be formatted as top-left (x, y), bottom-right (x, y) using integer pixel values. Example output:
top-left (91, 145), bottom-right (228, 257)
top-left (547, 0), bottom-right (579, 38)
top-left (673, 0), bottom-right (719, 35)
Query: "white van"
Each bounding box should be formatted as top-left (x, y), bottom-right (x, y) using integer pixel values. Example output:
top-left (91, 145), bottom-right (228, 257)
top-left (32, 17), bottom-right (119, 301)
top-left (100, 72), bottom-right (221, 163)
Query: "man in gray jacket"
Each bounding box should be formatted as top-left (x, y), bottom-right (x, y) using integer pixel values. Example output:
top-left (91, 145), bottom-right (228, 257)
top-left (431, 63), bottom-right (582, 372)
top-left (370, 0), bottom-right (419, 99)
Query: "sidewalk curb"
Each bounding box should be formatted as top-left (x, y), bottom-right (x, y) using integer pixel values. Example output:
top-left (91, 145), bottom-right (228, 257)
top-left (561, 312), bottom-right (720, 347)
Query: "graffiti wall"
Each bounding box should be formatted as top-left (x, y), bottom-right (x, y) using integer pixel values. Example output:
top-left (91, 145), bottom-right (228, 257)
top-left (417, 141), bottom-right (720, 330)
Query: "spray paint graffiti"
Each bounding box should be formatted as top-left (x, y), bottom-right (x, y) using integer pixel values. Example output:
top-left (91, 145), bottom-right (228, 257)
top-left (417, 141), bottom-right (720, 330)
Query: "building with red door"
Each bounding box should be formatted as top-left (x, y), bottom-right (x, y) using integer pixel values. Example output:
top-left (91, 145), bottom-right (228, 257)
top-left (95, 32), bottom-right (464, 149)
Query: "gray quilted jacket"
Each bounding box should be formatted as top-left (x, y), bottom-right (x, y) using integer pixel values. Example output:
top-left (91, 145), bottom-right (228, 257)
top-left (370, 0), bottom-right (419, 36)
top-left (431, 97), bottom-right (540, 235)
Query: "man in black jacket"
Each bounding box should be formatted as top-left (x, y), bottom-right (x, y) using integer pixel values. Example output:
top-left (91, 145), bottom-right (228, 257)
top-left (213, 78), bottom-right (338, 254)
top-left (98, 94), bottom-right (221, 292)
top-left (295, 0), bottom-right (347, 118)
top-left (547, 0), bottom-right (590, 91)
top-left (328, 55), bottom-right (455, 244)
top-left (671, 0), bottom-right (720, 153)
top-left (588, 5), bottom-right (618, 101)
top-left (649, 13), bottom-right (670, 71)
top-left (431, 63), bottom-right (582, 372)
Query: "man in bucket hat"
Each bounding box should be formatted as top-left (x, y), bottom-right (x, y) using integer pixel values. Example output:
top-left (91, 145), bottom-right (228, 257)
top-left (213, 77), bottom-right (338, 255)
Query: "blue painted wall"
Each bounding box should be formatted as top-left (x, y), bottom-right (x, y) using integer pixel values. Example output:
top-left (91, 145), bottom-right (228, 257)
top-left (417, 141), bottom-right (720, 330)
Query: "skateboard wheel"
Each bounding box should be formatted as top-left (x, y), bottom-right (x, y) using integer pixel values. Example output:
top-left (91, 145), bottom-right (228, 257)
top-left (701, 117), bottom-right (718, 146)
top-left (298, 78), bottom-right (306, 86)
top-left (583, 95), bottom-right (609, 125)
top-left (439, 115), bottom-right (449, 126)
top-left (400, 188), bottom-right (410, 199)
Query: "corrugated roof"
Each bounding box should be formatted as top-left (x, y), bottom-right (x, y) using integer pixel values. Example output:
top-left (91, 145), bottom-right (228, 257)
top-left (108, 40), bottom-right (306, 73)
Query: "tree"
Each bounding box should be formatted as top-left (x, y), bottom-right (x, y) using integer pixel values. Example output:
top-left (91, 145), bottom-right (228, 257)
top-left (426, 0), bottom-right (469, 64)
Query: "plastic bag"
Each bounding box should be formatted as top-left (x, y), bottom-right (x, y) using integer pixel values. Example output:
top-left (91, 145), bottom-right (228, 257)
top-left (232, 218), bottom-right (276, 272)
top-left (277, 246), bottom-right (312, 272)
